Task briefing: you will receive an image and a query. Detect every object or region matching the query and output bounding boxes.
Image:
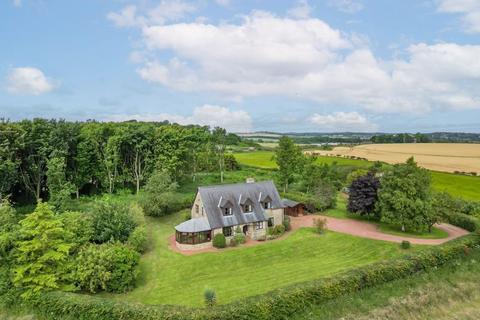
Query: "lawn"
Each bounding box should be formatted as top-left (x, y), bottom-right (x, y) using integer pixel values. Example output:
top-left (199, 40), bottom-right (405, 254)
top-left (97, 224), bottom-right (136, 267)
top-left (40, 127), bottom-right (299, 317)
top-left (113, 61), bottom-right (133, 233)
top-left (293, 250), bottom-right (480, 320)
top-left (106, 211), bottom-right (411, 307)
top-left (233, 151), bottom-right (480, 200)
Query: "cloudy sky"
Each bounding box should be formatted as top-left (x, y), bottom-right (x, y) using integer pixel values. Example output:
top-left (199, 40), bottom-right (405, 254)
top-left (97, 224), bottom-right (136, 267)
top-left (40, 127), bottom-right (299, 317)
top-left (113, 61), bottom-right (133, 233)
top-left (1, 0), bottom-right (480, 132)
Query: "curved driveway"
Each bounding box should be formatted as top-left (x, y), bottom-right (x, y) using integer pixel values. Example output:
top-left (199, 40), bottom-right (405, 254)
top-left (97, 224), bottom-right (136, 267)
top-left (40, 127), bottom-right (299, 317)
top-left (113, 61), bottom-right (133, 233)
top-left (290, 215), bottom-right (469, 245)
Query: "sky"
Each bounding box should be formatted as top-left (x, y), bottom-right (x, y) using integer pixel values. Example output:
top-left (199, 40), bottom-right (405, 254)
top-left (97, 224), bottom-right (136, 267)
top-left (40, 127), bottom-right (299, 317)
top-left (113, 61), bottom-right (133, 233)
top-left (1, 0), bottom-right (480, 133)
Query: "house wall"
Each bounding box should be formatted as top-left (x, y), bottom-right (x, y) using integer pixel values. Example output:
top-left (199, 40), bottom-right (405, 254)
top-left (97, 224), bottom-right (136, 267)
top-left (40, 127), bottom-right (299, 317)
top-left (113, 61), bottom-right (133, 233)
top-left (265, 208), bottom-right (285, 226)
top-left (176, 241), bottom-right (212, 251)
top-left (213, 222), bottom-right (267, 242)
top-left (191, 192), bottom-right (206, 219)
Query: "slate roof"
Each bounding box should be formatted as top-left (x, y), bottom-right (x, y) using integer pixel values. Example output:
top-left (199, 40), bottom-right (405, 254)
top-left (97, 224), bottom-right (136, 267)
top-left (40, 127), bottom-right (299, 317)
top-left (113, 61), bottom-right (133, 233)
top-left (282, 198), bottom-right (301, 208)
top-left (198, 180), bottom-right (284, 229)
top-left (175, 217), bottom-right (211, 233)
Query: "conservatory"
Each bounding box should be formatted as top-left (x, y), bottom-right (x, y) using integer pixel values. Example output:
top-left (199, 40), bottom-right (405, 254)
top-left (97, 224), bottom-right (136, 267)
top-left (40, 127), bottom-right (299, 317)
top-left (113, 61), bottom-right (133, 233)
top-left (175, 217), bottom-right (212, 245)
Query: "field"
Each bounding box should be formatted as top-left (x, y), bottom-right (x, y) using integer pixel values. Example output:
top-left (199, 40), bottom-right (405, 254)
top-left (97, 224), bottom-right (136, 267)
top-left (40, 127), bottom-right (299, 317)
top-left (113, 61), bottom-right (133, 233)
top-left (293, 250), bottom-right (480, 320)
top-left (106, 211), bottom-right (410, 306)
top-left (311, 143), bottom-right (480, 175)
top-left (233, 151), bottom-right (480, 200)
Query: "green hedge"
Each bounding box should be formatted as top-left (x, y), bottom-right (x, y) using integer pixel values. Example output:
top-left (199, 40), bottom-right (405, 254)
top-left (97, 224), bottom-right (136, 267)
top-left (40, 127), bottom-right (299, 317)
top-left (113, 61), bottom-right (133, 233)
top-left (26, 234), bottom-right (480, 320)
top-left (443, 212), bottom-right (479, 232)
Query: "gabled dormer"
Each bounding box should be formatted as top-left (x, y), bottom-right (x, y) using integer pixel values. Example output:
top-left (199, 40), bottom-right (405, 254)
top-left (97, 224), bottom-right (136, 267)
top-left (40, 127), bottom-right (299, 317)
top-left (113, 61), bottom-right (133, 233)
top-left (259, 193), bottom-right (272, 209)
top-left (218, 197), bottom-right (234, 216)
top-left (239, 194), bottom-right (254, 213)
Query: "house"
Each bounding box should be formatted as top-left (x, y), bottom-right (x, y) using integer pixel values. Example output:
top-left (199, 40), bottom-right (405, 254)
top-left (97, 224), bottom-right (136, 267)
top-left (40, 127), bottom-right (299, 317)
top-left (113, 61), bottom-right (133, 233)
top-left (175, 180), bottom-right (285, 250)
top-left (282, 199), bottom-right (305, 217)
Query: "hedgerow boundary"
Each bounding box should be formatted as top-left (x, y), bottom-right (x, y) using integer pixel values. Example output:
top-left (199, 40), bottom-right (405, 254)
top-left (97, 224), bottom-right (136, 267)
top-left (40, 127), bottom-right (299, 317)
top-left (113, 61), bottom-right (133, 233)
top-left (19, 233), bottom-right (479, 320)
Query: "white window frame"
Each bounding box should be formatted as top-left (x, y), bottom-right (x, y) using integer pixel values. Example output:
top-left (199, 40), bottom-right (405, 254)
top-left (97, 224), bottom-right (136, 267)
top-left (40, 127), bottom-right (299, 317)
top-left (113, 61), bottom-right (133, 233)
top-left (255, 221), bottom-right (264, 230)
top-left (263, 201), bottom-right (271, 209)
top-left (244, 204), bottom-right (253, 213)
top-left (224, 207), bottom-right (233, 216)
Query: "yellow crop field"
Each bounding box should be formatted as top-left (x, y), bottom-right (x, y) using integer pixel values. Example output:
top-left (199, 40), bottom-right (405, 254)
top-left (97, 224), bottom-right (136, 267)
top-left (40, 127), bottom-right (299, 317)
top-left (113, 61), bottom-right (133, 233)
top-left (312, 143), bottom-right (480, 174)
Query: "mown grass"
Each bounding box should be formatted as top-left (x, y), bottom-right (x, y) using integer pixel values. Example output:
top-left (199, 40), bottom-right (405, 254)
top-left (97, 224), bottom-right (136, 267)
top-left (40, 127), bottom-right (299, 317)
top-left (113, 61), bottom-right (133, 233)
top-left (105, 211), bottom-right (411, 307)
top-left (293, 250), bottom-right (480, 320)
top-left (233, 151), bottom-right (480, 200)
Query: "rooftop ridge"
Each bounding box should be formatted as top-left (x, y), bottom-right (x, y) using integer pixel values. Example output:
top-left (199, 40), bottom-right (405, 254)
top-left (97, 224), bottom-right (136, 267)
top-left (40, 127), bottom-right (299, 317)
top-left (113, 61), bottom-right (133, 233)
top-left (198, 180), bottom-right (274, 190)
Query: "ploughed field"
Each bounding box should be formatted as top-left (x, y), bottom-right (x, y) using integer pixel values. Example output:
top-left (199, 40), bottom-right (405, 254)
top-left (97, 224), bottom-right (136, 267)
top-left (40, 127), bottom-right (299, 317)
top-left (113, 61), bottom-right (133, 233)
top-left (233, 151), bottom-right (480, 201)
top-left (105, 212), bottom-right (411, 306)
top-left (310, 143), bottom-right (480, 175)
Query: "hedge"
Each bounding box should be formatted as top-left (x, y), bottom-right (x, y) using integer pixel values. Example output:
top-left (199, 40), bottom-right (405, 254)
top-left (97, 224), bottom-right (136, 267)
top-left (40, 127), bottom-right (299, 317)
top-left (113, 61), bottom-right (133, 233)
top-left (26, 233), bottom-right (480, 320)
top-left (442, 212), bottom-right (479, 232)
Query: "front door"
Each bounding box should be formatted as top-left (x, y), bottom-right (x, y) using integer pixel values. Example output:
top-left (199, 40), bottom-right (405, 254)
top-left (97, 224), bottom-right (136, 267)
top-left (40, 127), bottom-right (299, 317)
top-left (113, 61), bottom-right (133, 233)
top-left (243, 225), bottom-right (249, 235)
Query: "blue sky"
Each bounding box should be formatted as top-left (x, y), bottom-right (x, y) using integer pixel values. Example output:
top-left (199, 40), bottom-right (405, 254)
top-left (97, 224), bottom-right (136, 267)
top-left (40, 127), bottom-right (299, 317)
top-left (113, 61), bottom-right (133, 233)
top-left (1, 0), bottom-right (479, 132)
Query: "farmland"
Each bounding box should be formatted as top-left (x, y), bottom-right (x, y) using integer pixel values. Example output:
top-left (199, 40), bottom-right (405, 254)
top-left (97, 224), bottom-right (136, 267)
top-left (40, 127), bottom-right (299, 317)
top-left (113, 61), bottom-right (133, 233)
top-left (233, 151), bottom-right (480, 200)
top-left (310, 143), bottom-right (480, 175)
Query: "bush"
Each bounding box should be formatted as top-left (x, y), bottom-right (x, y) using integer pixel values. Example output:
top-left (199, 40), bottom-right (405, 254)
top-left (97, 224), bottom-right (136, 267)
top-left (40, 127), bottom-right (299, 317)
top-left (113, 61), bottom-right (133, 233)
top-left (443, 212), bottom-right (479, 232)
top-left (283, 216), bottom-right (291, 231)
top-left (314, 217), bottom-right (327, 234)
top-left (233, 233), bottom-right (246, 245)
top-left (141, 192), bottom-right (186, 217)
top-left (212, 234), bottom-right (226, 249)
top-left (89, 201), bottom-right (137, 244)
top-left (272, 224), bottom-right (286, 235)
top-left (400, 240), bottom-right (411, 249)
top-left (204, 288), bottom-right (217, 307)
top-left (127, 226), bottom-right (148, 253)
top-left (73, 242), bottom-right (140, 293)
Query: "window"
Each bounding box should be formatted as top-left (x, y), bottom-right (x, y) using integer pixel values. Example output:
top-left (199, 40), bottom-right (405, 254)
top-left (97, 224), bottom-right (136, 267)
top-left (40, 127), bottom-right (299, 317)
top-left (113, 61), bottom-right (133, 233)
top-left (175, 231), bottom-right (211, 244)
top-left (195, 204), bottom-right (199, 214)
top-left (255, 221), bottom-right (264, 230)
top-left (223, 207), bottom-right (232, 216)
top-left (223, 227), bottom-right (233, 237)
top-left (263, 201), bottom-right (271, 209)
top-left (201, 207), bottom-right (204, 216)
top-left (268, 217), bottom-right (274, 227)
top-left (244, 204), bottom-right (253, 213)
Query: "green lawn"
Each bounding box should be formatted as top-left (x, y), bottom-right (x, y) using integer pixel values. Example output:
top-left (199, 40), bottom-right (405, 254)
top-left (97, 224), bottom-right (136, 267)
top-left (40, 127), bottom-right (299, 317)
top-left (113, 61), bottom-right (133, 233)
top-left (293, 250), bottom-right (480, 320)
top-left (106, 211), bottom-right (411, 307)
top-left (233, 151), bottom-right (480, 200)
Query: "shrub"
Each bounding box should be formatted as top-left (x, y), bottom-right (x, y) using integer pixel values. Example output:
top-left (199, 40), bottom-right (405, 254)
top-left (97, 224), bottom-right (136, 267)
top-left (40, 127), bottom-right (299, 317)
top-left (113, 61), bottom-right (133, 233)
top-left (127, 226), bottom-right (148, 253)
top-left (283, 216), bottom-right (291, 231)
top-left (272, 224), bottom-right (286, 236)
top-left (89, 201), bottom-right (137, 244)
top-left (74, 242), bottom-right (140, 293)
top-left (212, 234), bottom-right (226, 249)
top-left (443, 212), bottom-right (479, 232)
top-left (400, 240), bottom-right (411, 249)
top-left (183, 211), bottom-right (191, 221)
top-left (204, 288), bottom-right (216, 307)
top-left (141, 192), bottom-right (186, 217)
top-left (233, 233), bottom-right (246, 245)
top-left (314, 217), bottom-right (327, 234)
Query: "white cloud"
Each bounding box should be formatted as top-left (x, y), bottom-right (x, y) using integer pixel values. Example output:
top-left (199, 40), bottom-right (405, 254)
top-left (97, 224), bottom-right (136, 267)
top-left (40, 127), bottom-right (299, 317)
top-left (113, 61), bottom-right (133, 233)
top-left (6, 67), bottom-right (56, 95)
top-left (106, 105), bottom-right (252, 132)
top-left (287, 0), bottom-right (312, 19)
top-left (133, 12), bottom-right (480, 113)
top-left (309, 112), bottom-right (377, 131)
top-left (438, 0), bottom-right (480, 33)
top-left (327, 0), bottom-right (363, 14)
top-left (107, 1), bottom-right (196, 28)
top-left (13, 0), bottom-right (21, 7)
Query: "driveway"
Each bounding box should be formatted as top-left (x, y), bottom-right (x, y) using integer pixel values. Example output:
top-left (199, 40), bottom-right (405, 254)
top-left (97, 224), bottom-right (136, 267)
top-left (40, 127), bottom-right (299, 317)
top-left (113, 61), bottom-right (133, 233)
top-left (290, 215), bottom-right (470, 245)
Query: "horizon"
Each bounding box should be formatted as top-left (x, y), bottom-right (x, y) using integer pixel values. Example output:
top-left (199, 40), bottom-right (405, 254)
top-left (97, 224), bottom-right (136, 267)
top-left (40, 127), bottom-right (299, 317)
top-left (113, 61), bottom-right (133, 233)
top-left (1, 0), bottom-right (480, 133)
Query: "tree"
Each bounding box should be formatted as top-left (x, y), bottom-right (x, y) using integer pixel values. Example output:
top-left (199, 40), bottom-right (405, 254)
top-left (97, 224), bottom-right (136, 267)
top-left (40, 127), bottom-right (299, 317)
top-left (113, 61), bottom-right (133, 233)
top-left (305, 181), bottom-right (337, 212)
top-left (13, 202), bottom-right (73, 299)
top-left (89, 200), bottom-right (137, 244)
top-left (346, 169), bottom-right (369, 187)
top-left (140, 170), bottom-right (182, 217)
top-left (212, 127), bottom-right (227, 182)
top-left (224, 154), bottom-right (240, 171)
top-left (347, 172), bottom-right (380, 218)
top-left (376, 157), bottom-right (436, 232)
top-left (47, 157), bottom-right (75, 210)
top-left (0, 199), bottom-right (18, 261)
top-left (275, 136), bottom-right (304, 192)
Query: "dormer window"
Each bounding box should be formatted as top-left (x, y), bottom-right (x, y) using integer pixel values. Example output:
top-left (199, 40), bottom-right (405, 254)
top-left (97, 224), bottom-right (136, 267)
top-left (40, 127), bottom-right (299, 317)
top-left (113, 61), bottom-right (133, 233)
top-left (224, 207), bottom-right (233, 216)
top-left (263, 201), bottom-right (271, 209)
top-left (244, 204), bottom-right (253, 213)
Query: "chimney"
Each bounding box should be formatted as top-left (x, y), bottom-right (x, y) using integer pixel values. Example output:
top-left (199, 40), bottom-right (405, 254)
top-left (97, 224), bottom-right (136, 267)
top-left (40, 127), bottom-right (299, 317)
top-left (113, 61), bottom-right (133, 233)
top-left (246, 177), bottom-right (255, 184)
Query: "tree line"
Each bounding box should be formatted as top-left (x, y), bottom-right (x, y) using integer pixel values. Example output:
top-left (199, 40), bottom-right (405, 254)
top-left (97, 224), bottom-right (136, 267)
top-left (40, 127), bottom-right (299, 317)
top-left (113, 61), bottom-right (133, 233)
top-left (0, 119), bottom-right (239, 204)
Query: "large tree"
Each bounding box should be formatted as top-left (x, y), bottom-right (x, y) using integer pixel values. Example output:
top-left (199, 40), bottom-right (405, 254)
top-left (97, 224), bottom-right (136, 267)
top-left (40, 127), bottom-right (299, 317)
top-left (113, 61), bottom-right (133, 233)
top-left (13, 202), bottom-right (73, 299)
top-left (376, 157), bottom-right (436, 232)
top-left (347, 172), bottom-right (380, 218)
top-left (275, 136), bottom-right (304, 192)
